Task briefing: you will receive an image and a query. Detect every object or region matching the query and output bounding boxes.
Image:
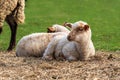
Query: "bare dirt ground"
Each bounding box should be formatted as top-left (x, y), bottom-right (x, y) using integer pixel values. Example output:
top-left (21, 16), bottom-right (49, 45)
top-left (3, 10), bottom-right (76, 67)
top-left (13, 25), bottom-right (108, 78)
top-left (0, 51), bottom-right (120, 80)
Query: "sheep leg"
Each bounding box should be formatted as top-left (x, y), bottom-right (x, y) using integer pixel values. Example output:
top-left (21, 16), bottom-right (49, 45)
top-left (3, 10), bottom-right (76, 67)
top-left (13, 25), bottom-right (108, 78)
top-left (42, 39), bottom-right (58, 60)
top-left (5, 15), bottom-right (18, 51)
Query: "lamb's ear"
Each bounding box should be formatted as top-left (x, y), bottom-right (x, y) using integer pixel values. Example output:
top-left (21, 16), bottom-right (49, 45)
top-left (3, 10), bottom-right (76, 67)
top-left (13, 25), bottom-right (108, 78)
top-left (84, 25), bottom-right (89, 31)
top-left (63, 22), bottom-right (72, 28)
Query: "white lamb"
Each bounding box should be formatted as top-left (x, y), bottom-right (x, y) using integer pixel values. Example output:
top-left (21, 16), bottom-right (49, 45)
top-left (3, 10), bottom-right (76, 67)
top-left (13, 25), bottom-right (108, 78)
top-left (16, 24), bottom-right (69, 57)
top-left (42, 21), bottom-right (95, 61)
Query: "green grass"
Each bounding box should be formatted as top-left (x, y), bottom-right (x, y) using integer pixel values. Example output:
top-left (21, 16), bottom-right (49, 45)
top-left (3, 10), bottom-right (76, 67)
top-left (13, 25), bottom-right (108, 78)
top-left (0, 0), bottom-right (120, 51)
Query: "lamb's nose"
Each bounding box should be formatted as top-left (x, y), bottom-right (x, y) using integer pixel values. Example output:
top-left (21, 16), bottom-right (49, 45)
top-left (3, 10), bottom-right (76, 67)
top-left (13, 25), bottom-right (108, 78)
top-left (67, 35), bottom-right (72, 41)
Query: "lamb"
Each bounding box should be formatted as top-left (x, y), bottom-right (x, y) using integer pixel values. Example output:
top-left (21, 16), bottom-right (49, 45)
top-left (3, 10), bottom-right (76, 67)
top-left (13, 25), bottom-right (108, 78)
top-left (16, 24), bottom-right (69, 57)
top-left (42, 21), bottom-right (95, 61)
top-left (0, 0), bottom-right (25, 51)
top-left (66, 21), bottom-right (95, 60)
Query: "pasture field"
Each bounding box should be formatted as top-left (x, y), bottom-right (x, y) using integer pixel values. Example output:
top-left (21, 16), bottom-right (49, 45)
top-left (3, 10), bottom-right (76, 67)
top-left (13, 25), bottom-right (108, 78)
top-left (0, 0), bottom-right (120, 80)
top-left (0, 0), bottom-right (120, 51)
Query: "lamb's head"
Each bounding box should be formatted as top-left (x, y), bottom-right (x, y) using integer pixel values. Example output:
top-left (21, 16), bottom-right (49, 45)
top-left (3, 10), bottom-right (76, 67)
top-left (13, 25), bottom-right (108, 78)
top-left (47, 26), bottom-right (56, 33)
top-left (47, 24), bottom-right (70, 33)
top-left (67, 21), bottom-right (90, 43)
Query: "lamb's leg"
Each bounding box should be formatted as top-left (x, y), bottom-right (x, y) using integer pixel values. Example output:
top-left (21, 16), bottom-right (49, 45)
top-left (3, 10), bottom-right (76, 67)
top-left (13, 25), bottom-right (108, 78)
top-left (42, 42), bottom-right (55, 60)
top-left (55, 43), bottom-right (65, 60)
top-left (55, 37), bottom-right (68, 59)
top-left (5, 15), bottom-right (18, 51)
top-left (42, 35), bottom-right (63, 60)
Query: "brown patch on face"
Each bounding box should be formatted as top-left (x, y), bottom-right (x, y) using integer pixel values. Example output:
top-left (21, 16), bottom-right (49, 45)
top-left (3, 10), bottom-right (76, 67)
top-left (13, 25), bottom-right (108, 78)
top-left (76, 27), bottom-right (84, 32)
top-left (79, 23), bottom-right (85, 27)
top-left (47, 27), bottom-right (56, 33)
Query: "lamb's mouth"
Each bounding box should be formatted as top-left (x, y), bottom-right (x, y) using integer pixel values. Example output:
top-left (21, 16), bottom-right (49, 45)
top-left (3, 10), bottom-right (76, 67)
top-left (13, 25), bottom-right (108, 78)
top-left (67, 35), bottom-right (73, 41)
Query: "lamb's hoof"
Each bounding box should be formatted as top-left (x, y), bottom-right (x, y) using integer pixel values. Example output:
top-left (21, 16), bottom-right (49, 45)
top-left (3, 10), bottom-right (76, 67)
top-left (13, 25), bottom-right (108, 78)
top-left (0, 27), bottom-right (2, 34)
top-left (56, 57), bottom-right (65, 61)
top-left (42, 56), bottom-right (53, 61)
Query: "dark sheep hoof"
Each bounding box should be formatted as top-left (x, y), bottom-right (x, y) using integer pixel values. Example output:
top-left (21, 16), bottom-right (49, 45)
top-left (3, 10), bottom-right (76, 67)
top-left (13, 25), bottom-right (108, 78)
top-left (7, 48), bottom-right (13, 52)
top-left (7, 44), bottom-right (15, 52)
top-left (7, 46), bottom-right (14, 52)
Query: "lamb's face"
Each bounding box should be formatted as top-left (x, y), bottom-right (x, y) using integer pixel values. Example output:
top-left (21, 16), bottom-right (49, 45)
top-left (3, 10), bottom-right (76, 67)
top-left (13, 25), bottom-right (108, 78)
top-left (47, 24), bottom-right (62, 33)
top-left (67, 23), bottom-right (89, 43)
top-left (47, 27), bottom-right (56, 33)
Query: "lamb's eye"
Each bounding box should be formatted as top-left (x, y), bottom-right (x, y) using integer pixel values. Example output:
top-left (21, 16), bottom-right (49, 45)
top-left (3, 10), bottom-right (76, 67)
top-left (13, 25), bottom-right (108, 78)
top-left (79, 28), bottom-right (83, 31)
top-left (76, 27), bottom-right (84, 32)
top-left (77, 28), bottom-right (83, 32)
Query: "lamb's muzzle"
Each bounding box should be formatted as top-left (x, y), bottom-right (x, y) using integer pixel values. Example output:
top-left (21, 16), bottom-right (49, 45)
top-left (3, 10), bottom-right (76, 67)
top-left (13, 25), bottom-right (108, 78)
top-left (67, 35), bottom-right (72, 41)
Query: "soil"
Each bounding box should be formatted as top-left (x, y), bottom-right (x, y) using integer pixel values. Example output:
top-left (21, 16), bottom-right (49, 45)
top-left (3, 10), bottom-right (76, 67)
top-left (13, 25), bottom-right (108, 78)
top-left (0, 51), bottom-right (120, 80)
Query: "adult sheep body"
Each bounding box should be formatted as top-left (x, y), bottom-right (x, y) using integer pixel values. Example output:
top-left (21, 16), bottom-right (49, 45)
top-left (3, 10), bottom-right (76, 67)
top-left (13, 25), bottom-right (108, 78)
top-left (0, 0), bottom-right (25, 51)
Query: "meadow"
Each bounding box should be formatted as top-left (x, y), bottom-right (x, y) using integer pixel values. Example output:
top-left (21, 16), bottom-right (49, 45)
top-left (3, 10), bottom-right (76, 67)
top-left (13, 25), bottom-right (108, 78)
top-left (0, 0), bottom-right (120, 51)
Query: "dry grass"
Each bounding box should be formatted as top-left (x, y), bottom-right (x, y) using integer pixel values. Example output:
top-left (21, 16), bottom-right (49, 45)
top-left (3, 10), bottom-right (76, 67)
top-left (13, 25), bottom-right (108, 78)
top-left (0, 51), bottom-right (120, 80)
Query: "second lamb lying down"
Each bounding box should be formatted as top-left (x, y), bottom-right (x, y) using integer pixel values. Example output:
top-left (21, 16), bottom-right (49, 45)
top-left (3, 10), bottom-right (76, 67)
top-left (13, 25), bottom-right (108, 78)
top-left (42, 21), bottom-right (95, 61)
top-left (16, 24), bottom-right (69, 57)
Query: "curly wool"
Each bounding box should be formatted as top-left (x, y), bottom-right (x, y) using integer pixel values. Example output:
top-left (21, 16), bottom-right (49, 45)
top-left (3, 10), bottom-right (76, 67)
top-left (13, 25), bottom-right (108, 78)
top-left (0, 0), bottom-right (25, 27)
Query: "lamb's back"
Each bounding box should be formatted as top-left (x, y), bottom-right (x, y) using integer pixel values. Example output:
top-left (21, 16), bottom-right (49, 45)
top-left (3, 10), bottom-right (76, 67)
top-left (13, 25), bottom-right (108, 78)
top-left (16, 33), bottom-right (52, 57)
